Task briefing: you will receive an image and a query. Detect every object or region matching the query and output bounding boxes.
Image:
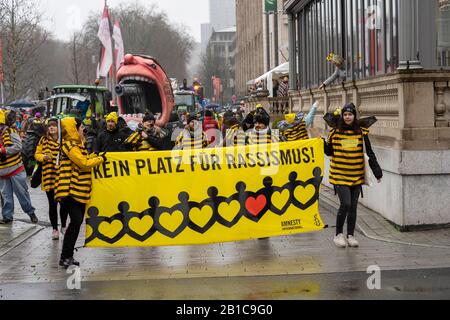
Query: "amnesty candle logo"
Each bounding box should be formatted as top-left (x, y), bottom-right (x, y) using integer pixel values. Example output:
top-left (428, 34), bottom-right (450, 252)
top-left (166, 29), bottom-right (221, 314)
top-left (85, 139), bottom-right (326, 247)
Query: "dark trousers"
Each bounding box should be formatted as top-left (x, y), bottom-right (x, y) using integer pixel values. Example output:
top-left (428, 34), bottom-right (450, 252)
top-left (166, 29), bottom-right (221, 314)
top-left (60, 197), bottom-right (85, 260)
top-left (335, 185), bottom-right (361, 236)
top-left (45, 190), bottom-right (69, 230)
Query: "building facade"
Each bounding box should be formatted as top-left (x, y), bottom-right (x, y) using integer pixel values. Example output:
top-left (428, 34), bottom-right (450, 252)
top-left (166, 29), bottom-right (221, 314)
top-left (201, 23), bottom-right (213, 52)
top-left (210, 0), bottom-right (237, 31)
top-left (235, 0), bottom-right (265, 97)
top-left (284, 0), bottom-right (450, 229)
top-left (202, 0), bottom-right (237, 53)
top-left (264, 0), bottom-right (290, 71)
top-left (208, 27), bottom-right (237, 102)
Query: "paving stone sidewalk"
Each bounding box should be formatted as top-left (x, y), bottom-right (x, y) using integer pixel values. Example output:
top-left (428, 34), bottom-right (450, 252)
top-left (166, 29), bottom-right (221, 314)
top-left (320, 185), bottom-right (450, 249)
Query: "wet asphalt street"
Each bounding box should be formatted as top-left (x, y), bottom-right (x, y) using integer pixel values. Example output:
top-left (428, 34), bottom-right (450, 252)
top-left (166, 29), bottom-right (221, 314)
top-left (1, 187), bottom-right (450, 300)
top-left (1, 267), bottom-right (450, 300)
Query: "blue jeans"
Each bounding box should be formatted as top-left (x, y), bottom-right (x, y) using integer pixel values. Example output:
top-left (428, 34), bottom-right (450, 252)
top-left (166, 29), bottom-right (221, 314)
top-left (0, 171), bottom-right (36, 220)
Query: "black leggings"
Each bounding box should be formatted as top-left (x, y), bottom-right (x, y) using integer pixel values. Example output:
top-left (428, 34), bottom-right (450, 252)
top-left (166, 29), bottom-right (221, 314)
top-left (60, 197), bottom-right (86, 260)
top-left (335, 185), bottom-right (361, 236)
top-left (45, 190), bottom-right (69, 230)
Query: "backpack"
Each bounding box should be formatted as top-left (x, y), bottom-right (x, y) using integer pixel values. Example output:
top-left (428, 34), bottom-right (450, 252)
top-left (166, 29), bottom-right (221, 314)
top-left (21, 122), bottom-right (46, 175)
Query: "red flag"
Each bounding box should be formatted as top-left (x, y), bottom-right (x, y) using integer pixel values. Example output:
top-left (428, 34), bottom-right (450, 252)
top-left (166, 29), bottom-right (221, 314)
top-left (213, 77), bottom-right (221, 102)
top-left (97, 6), bottom-right (113, 78)
top-left (113, 20), bottom-right (124, 69)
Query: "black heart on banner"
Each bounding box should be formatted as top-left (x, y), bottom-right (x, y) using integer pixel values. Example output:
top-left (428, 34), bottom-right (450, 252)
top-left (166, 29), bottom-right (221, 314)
top-left (152, 197), bottom-right (189, 238)
top-left (174, 192), bottom-right (217, 234)
top-left (208, 187), bottom-right (243, 228)
top-left (288, 168), bottom-right (322, 210)
top-left (125, 199), bottom-right (158, 242)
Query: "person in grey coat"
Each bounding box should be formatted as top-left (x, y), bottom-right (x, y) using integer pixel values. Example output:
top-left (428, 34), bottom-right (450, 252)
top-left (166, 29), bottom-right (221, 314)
top-left (319, 53), bottom-right (346, 90)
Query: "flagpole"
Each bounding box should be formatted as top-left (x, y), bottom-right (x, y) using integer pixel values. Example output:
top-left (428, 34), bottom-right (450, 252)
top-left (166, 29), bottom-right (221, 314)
top-left (0, 37), bottom-right (4, 105)
top-left (106, 0), bottom-right (117, 103)
top-left (0, 82), bottom-right (4, 105)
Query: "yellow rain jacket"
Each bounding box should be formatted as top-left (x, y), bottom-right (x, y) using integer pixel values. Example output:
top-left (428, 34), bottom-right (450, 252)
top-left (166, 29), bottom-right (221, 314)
top-left (55, 118), bottom-right (104, 204)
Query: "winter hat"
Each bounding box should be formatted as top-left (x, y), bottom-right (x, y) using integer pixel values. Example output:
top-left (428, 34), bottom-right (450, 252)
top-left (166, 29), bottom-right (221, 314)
top-left (105, 112), bottom-right (119, 124)
top-left (254, 113), bottom-right (270, 126)
top-left (326, 53), bottom-right (344, 65)
top-left (46, 117), bottom-right (58, 126)
top-left (0, 110), bottom-right (5, 125)
top-left (284, 113), bottom-right (296, 124)
top-left (143, 113), bottom-right (156, 123)
top-left (341, 103), bottom-right (357, 117)
top-left (187, 113), bottom-right (197, 124)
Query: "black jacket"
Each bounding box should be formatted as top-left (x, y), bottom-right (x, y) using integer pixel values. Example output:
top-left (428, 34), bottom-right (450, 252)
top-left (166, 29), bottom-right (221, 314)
top-left (96, 127), bottom-right (131, 152)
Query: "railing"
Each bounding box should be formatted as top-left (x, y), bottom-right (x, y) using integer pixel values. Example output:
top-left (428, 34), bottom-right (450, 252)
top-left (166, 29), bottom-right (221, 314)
top-left (243, 96), bottom-right (291, 119)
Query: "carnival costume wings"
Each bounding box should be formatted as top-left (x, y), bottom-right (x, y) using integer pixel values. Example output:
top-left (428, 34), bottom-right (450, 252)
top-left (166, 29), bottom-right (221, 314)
top-left (323, 108), bottom-right (378, 129)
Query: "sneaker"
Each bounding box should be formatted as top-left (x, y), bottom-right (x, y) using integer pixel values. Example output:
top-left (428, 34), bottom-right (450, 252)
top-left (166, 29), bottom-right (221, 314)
top-left (60, 227), bottom-right (66, 235)
top-left (29, 214), bottom-right (38, 224)
top-left (52, 230), bottom-right (59, 240)
top-left (0, 218), bottom-right (13, 225)
top-left (59, 257), bottom-right (80, 269)
top-left (347, 235), bottom-right (359, 247)
top-left (333, 233), bottom-right (347, 248)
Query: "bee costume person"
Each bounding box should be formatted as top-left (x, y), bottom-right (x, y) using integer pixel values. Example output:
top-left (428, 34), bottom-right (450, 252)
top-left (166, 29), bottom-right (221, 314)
top-left (323, 104), bottom-right (382, 248)
top-left (55, 117), bottom-right (105, 268)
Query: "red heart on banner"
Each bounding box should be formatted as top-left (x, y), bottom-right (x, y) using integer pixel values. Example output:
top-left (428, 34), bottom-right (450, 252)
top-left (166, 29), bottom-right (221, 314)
top-left (245, 195), bottom-right (267, 217)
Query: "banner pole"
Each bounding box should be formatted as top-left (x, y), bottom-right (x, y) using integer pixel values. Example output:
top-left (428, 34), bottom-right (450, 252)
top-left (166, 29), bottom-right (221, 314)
top-left (0, 82), bottom-right (4, 105)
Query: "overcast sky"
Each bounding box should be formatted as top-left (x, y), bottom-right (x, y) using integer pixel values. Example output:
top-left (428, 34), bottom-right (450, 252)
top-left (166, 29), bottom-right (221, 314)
top-left (41, 0), bottom-right (209, 43)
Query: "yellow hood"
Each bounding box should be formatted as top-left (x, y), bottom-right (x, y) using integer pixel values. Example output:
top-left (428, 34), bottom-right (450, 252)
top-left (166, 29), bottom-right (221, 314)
top-left (105, 112), bottom-right (118, 124)
top-left (285, 113), bottom-right (296, 124)
top-left (0, 110), bottom-right (6, 125)
top-left (61, 117), bottom-right (81, 143)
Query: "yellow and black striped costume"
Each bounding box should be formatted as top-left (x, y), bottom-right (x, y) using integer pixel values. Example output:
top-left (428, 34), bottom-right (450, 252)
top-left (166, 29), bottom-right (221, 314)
top-left (175, 130), bottom-right (208, 150)
top-left (0, 128), bottom-right (22, 170)
top-left (281, 120), bottom-right (309, 141)
top-left (55, 141), bottom-right (103, 204)
top-left (125, 132), bottom-right (158, 151)
top-left (245, 130), bottom-right (281, 145)
top-left (328, 127), bottom-right (369, 186)
top-left (225, 124), bottom-right (246, 146)
top-left (34, 137), bottom-right (60, 192)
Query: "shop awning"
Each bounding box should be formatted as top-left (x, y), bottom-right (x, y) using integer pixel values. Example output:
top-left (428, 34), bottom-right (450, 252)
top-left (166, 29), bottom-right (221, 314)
top-left (251, 62), bottom-right (290, 97)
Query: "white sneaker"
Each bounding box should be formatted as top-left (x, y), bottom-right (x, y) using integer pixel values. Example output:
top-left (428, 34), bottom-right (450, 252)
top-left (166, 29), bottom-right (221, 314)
top-left (347, 235), bottom-right (359, 247)
top-left (333, 233), bottom-right (347, 248)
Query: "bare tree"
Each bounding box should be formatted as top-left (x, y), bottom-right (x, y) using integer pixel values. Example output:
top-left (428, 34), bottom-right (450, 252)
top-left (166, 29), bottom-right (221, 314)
top-left (0, 1), bottom-right (196, 101)
top-left (77, 3), bottom-right (195, 82)
top-left (0, 0), bottom-right (49, 101)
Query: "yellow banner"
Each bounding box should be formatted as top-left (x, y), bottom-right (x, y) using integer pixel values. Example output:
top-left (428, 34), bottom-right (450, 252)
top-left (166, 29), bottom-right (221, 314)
top-left (85, 138), bottom-right (326, 247)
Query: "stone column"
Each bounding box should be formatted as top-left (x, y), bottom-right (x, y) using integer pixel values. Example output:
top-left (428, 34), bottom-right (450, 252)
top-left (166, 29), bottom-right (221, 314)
top-left (288, 13), bottom-right (296, 92)
top-left (397, 0), bottom-right (423, 70)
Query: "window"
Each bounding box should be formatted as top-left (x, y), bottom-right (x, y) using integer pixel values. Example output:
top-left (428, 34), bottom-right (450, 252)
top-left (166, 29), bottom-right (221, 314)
top-left (294, 0), bottom-right (399, 90)
top-left (437, 1), bottom-right (450, 67)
